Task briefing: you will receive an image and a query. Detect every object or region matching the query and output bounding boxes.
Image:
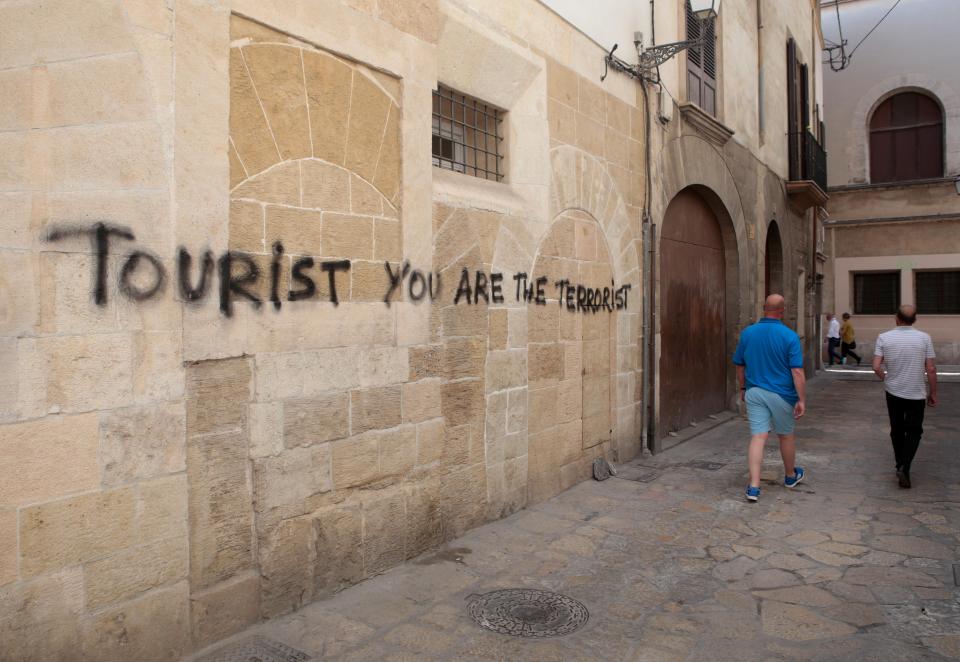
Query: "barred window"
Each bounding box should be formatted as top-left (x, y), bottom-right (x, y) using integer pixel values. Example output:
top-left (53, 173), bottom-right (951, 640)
top-left (432, 85), bottom-right (504, 182)
top-left (854, 271), bottom-right (900, 315)
top-left (915, 270), bottom-right (960, 314)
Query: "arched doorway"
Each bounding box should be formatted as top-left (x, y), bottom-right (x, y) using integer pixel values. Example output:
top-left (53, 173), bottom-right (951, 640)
top-left (659, 188), bottom-right (727, 436)
top-left (765, 220), bottom-right (784, 297)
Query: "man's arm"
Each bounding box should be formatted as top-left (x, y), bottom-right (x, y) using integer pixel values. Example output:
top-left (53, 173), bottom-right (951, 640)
top-left (736, 365), bottom-right (746, 401)
top-left (791, 367), bottom-right (806, 418)
top-left (873, 355), bottom-right (885, 380)
top-left (926, 358), bottom-right (938, 406)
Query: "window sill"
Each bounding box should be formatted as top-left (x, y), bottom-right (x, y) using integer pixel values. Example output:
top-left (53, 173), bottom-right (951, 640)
top-left (678, 102), bottom-right (734, 147)
top-left (432, 167), bottom-right (527, 216)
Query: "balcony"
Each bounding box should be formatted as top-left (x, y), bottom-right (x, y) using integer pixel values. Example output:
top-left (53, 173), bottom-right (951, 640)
top-left (786, 129), bottom-right (829, 213)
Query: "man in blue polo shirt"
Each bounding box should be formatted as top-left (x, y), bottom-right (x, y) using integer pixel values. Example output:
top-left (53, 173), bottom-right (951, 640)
top-left (733, 294), bottom-right (807, 502)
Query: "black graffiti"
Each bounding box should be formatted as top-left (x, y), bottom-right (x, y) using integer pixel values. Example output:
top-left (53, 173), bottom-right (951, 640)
top-left (554, 280), bottom-right (631, 312)
top-left (384, 260), bottom-right (440, 305)
top-left (322, 260), bottom-right (350, 306)
top-left (44, 223), bottom-right (630, 318)
top-left (118, 250), bottom-right (166, 301)
top-left (218, 251), bottom-right (261, 316)
top-left (46, 222), bottom-right (135, 305)
top-left (178, 248), bottom-right (214, 302)
top-left (288, 257), bottom-right (316, 301)
top-left (510, 272), bottom-right (548, 306)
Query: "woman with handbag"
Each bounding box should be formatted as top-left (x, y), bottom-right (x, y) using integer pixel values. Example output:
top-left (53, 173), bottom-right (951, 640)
top-left (840, 312), bottom-right (862, 366)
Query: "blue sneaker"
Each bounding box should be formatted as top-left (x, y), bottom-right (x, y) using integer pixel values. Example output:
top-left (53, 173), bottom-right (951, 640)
top-left (745, 485), bottom-right (761, 502)
top-left (785, 467), bottom-right (805, 488)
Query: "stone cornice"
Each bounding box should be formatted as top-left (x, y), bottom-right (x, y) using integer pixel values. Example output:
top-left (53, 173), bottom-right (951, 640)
top-left (678, 103), bottom-right (735, 147)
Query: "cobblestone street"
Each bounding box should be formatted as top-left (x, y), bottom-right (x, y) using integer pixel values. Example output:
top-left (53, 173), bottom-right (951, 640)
top-left (196, 375), bottom-right (960, 661)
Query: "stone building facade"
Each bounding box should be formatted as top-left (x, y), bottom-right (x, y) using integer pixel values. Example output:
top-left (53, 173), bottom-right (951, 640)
top-left (0, 0), bottom-right (822, 658)
top-left (822, 0), bottom-right (960, 363)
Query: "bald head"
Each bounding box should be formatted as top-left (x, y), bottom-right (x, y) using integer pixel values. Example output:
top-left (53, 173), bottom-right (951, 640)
top-left (763, 294), bottom-right (785, 319)
top-left (896, 304), bottom-right (917, 326)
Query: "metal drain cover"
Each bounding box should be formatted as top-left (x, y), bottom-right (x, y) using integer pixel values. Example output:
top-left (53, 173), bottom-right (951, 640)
top-left (467, 588), bottom-right (589, 637)
top-left (197, 636), bottom-right (311, 662)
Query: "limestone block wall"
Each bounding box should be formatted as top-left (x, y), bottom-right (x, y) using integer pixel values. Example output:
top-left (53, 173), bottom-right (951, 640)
top-left (0, 0), bottom-right (646, 659)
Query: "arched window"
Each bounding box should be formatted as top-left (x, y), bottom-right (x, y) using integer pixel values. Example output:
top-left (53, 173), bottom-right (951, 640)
top-left (869, 91), bottom-right (943, 183)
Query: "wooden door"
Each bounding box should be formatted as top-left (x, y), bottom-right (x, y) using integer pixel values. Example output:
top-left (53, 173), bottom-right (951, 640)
top-left (659, 189), bottom-right (726, 436)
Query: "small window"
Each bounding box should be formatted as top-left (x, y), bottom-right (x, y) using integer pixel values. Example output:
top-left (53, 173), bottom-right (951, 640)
top-left (915, 270), bottom-right (960, 314)
top-left (432, 85), bottom-right (504, 182)
top-left (854, 271), bottom-right (900, 315)
top-left (869, 91), bottom-right (943, 183)
top-left (685, 0), bottom-right (717, 116)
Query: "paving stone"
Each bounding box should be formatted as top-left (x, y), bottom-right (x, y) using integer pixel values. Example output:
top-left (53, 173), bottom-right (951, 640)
top-left (859, 550), bottom-right (908, 566)
top-left (713, 556), bottom-right (757, 581)
top-left (766, 553), bottom-right (818, 571)
top-left (871, 535), bottom-right (954, 560)
top-left (823, 581), bottom-right (876, 603)
top-left (752, 585), bottom-right (840, 607)
top-left (923, 635), bottom-right (960, 659)
top-left (813, 541), bottom-right (869, 557)
top-left (732, 544), bottom-right (772, 560)
top-left (751, 569), bottom-right (802, 590)
top-left (844, 565), bottom-right (942, 588)
top-left (760, 601), bottom-right (857, 640)
top-left (803, 547), bottom-right (859, 567)
top-left (784, 530), bottom-right (829, 547)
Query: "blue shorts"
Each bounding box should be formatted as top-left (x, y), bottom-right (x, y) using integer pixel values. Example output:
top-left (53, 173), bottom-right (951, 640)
top-left (745, 387), bottom-right (795, 435)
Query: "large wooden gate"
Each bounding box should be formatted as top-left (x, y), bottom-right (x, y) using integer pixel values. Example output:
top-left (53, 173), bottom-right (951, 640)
top-left (659, 188), bottom-right (727, 436)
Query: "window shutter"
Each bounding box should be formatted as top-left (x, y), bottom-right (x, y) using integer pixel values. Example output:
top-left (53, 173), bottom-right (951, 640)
top-left (869, 91), bottom-right (944, 183)
top-left (786, 39), bottom-right (799, 180)
top-left (685, 0), bottom-right (717, 116)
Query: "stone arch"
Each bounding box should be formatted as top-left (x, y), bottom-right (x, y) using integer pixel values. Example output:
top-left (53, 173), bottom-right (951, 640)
top-left (227, 15), bottom-right (403, 303)
top-left (655, 135), bottom-right (746, 428)
top-left (763, 219), bottom-right (784, 298)
top-left (512, 145), bottom-right (641, 504)
top-left (847, 75), bottom-right (960, 182)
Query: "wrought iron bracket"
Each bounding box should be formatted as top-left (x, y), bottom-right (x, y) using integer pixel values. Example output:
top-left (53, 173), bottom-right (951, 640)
top-left (601, 18), bottom-right (713, 85)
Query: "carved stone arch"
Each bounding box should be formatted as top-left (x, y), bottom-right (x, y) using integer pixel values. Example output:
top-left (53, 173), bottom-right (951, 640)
top-left (847, 75), bottom-right (960, 182)
top-left (513, 145), bottom-right (642, 504)
top-left (655, 135), bottom-right (746, 439)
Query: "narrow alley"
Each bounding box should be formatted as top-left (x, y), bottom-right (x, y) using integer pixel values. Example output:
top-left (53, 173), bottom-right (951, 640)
top-left (193, 376), bottom-right (960, 661)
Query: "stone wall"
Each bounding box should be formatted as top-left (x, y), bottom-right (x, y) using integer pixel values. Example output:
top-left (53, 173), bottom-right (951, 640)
top-left (0, 1), bottom-right (645, 659)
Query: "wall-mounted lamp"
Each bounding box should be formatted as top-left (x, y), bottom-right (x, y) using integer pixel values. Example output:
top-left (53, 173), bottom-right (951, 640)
top-left (602, 0), bottom-right (720, 83)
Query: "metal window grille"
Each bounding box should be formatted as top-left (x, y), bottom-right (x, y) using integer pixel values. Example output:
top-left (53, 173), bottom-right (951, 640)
top-left (915, 270), bottom-right (960, 315)
top-left (854, 271), bottom-right (900, 315)
top-left (432, 86), bottom-right (504, 182)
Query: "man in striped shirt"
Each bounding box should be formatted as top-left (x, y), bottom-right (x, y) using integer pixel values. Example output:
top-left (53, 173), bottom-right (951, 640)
top-left (872, 304), bottom-right (938, 489)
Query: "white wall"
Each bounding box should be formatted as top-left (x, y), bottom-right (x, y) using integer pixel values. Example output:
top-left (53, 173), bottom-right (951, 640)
top-left (538, 0), bottom-right (651, 63)
top-left (822, 0), bottom-right (960, 186)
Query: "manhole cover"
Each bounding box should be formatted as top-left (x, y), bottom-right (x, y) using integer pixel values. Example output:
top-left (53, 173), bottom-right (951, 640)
top-left (686, 460), bottom-right (725, 471)
top-left (467, 588), bottom-right (589, 637)
top-left (197, 636), bottom-right (311, 662)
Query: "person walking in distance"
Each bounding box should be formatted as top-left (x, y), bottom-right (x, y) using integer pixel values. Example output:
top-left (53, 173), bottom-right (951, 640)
top-left (733, 294), bottom-right (806, 502)
top-left (825, 313), bottom-right (842, 366)
top-left (840, 312), bottom-right (862, 366)
top-left (873, 304), bottom-right (938, 489)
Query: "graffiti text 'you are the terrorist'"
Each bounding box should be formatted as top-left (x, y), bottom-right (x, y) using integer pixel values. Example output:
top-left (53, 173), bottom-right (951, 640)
top-left (45, 222), bottom-right (630, 317)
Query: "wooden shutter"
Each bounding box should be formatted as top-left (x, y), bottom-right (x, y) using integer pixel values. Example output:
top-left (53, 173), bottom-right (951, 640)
top-left (786, 39), bottom-right (800, 180)
top-left (869, 91), bottom-right (944, 183)
top-left (686, 1), bottom-right (717, 116)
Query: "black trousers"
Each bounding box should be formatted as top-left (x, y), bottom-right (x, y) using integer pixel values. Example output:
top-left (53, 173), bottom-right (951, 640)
top-left (885, 392), bottom-right (926, 472)
top-left (827, 338), bottom-right (841, 364)
top-left (841, 342), bottom-right (861, 363)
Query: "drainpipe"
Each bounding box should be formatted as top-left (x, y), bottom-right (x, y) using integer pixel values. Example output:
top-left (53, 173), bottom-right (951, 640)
top-left (639, 35), bottom-right (656, 454)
